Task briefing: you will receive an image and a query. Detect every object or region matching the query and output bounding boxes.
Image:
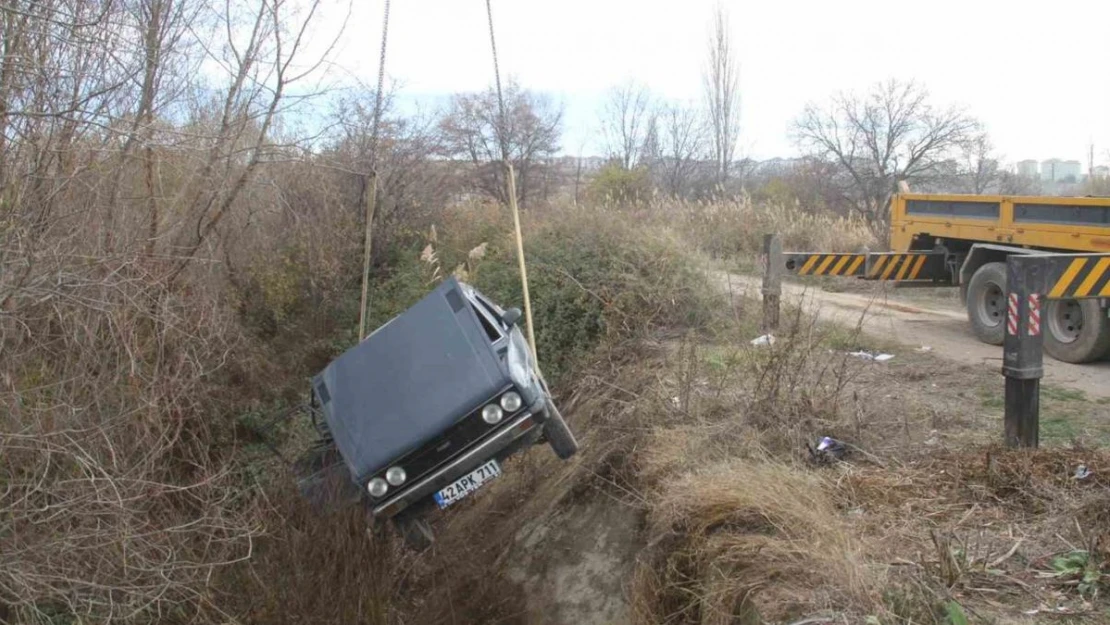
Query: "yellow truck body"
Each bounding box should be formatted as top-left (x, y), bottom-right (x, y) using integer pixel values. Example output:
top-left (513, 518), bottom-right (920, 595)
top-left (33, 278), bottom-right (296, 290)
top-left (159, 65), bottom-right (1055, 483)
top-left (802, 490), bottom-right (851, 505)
top-left (785, 193), bottom-right (1110, 364)
top-left (890, 193), bottom-right (1110, 254)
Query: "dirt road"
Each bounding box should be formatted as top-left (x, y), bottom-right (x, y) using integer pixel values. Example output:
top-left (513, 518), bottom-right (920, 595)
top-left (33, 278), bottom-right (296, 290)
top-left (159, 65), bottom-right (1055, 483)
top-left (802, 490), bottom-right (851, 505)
top-left (727, 273), bottom-right (1110, 399)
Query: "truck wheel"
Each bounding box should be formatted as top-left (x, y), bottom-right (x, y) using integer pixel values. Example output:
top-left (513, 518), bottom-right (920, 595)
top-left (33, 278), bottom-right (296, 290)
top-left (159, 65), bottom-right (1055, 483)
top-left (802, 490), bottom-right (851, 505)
top-left (393, 513), bottom-right (434, 551)
top-left (1044, 298), bottom-right (1110, 363)
top-left (544, 403), bottom-right (579, 460)
top-left (966, 262), bottom-right (1007, 345)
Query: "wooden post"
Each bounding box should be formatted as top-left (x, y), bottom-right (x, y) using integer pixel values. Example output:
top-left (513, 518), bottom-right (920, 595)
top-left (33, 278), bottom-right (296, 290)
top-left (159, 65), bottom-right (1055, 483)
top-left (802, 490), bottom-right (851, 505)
top-left (761, 234), bottom-right (782, 333)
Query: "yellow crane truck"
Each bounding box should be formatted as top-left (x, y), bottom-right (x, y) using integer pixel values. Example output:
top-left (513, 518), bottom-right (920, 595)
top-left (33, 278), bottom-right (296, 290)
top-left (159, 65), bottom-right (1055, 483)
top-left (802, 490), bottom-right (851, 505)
top-left (783, 193), bottom-right (1110, 363)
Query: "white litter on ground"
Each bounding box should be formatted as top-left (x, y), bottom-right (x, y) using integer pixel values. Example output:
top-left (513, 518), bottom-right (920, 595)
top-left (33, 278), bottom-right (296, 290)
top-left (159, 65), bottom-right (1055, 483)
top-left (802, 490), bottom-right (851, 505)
top-left (750, 334), bottom-right (775, 346)
top-left (849, 350), bottom-right (895, 362)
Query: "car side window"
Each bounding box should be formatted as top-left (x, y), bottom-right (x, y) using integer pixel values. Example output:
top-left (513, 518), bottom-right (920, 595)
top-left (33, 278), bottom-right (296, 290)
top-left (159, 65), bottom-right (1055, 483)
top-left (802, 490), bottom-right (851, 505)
top-left (471, 303), bottom-right (502, 342)
top-left (474, 295), bottom-right (507, 330)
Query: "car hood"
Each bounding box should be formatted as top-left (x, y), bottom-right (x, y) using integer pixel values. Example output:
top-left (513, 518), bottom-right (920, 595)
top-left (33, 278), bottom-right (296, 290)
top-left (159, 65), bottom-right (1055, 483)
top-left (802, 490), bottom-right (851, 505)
top-left (313, 278), bottom-right (506, 483)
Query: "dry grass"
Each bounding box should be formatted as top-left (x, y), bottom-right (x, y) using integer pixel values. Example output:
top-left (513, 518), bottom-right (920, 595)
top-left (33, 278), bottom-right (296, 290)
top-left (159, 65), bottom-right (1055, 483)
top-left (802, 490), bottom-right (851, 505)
top-left (842, 447), bottom-right (1110, 621)
top-left (652, 194), bottom-right (879, 259)
top-left (216, 485), bottom-right (400, 625)
top-left (621, 309), bottom-right (884, 624)
top-left (612, 297), bottom-right (1110, 624)
top-left (633, 459), bottom-right (877, 624)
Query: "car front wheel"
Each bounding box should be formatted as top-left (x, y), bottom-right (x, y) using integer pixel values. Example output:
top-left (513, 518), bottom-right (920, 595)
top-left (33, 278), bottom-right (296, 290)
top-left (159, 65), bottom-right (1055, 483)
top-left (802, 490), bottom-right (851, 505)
top-left (543, 402), bottom-right (579, 460)
top-left (393, 511), bottom-right (434, 551)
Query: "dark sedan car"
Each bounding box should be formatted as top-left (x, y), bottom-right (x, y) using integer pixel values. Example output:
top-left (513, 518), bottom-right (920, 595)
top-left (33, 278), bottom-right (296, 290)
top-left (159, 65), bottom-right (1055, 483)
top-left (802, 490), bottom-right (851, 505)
top-left (305, 277), bottom-right (577, 547)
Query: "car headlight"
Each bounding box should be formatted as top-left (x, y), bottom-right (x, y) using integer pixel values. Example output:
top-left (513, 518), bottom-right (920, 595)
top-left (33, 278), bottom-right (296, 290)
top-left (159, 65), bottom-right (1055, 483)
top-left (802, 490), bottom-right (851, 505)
top-left (500, 391), bottom-right (522, 412)
top-left (385, 466), bottom-right (406, 486)
top-left (367, 477), bottom-right (388, 497)
top-left (481, 404), bottom-right (503, 424)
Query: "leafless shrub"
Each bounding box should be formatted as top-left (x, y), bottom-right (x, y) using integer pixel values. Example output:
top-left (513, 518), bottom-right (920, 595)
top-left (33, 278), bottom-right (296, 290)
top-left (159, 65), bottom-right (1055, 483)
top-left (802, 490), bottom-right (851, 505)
top-left (0, 0), bottom-right (348, 620)
top-left (0, 250), bottom-right (260, 622)
top-left (745, 299), bottom-right (865, 430)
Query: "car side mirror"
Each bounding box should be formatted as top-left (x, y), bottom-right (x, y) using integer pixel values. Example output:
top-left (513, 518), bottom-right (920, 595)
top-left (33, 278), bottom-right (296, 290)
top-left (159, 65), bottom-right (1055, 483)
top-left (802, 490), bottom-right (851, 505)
top-left (501, 308), bottom-right (522, 327)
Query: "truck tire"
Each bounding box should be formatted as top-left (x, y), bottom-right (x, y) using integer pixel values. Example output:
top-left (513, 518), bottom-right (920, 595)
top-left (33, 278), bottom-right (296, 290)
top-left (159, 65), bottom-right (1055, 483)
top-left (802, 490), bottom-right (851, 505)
top-left (1043, 298), bottom-right (1110, 363)
top-left (543, 403), bottom-right (579, 460)
top-left (966, 262), bottom-right (1007, 346)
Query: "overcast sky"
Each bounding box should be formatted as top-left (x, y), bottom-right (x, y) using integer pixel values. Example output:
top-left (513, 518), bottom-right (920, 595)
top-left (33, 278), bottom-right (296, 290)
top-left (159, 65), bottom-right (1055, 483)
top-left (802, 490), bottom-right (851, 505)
top-left (322, 0), bottom-right (1110, 167)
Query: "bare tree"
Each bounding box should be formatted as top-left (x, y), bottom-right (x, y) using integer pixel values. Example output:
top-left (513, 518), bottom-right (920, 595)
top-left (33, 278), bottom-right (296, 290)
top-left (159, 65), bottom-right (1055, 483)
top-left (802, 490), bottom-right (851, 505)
top-left (658, 102), bottom-right (708, 197)
top-left (600, 80), bottom-right (652, 170)
top-left (109, 0), bottom-right (204, 257)
top-left (793, 79), bottom-right (980, 223)
top-left (162, 0), bottom-right (341, 285)
top-left (322, 89), bottom-right (450, 262)
top-left (960, 133), bottom-right (1000, 194)
top-left (999, 170), bottom-right (1042, 195)
top-left (703, 3), bottom-right (741, 187)
top-left (0, 1), bottom-right (132, 242)
top-left (438, 79), bottom-right (562, 206)
top-left (640, 110), bottom-right (661, 172)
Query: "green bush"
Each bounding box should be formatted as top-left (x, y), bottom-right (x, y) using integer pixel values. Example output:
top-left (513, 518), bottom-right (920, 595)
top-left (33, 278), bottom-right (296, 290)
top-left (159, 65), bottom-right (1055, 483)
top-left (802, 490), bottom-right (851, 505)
top-left (587, 163), bottom-right (652, 206)
top-left (364, 202), bottom-right (719, 383)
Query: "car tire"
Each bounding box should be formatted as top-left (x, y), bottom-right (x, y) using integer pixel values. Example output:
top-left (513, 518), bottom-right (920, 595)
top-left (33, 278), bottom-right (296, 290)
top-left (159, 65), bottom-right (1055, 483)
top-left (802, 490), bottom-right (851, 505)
top-left (1043, 298), bottom-right (1110, 364)
top-left (393, 513), bottom-right (435, 551)
top-left (543, 402), bottom-right (579, 460)
top-left (966, 262), bottom-right (1007, 346)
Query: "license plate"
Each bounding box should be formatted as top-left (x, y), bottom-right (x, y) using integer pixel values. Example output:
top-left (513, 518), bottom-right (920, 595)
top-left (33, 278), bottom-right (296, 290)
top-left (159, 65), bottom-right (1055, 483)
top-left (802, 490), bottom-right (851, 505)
top-left (433, 459), bottom-right (501, 509)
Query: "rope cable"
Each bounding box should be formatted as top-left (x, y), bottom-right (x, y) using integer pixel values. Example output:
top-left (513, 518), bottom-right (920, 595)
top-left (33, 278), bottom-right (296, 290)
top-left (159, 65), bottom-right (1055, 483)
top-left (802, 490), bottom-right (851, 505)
top-left (358, 0), bottom-right (391, 341)
top-left (484, 0), bottom-right (509, 162)
top-left (484, 0), bottom-right (539, 369)
top-left (369, 0), bottom-right (391, 168)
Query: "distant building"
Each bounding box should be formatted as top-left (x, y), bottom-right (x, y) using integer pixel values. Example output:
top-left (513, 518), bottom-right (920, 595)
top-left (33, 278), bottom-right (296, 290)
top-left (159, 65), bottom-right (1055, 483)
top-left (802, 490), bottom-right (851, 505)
top-left (1040, 158), bottom-right (1082, 183)
top-left (1093, 165), bottom-right (1110, 179)
top-left (1016, 159), bottom-right (1039, 178)
top-left (1061, 160), bottom-right (1082, 182)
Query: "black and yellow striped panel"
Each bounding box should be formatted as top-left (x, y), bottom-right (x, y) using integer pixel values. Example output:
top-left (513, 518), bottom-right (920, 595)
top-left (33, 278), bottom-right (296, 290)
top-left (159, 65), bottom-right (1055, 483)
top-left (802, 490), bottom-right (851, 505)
top-left (791, 253), bottom-right (867, 277)
top-left (1047, 256), bottom-right (1110, 299)
top-left (864, 253), bottom-right (942, 281)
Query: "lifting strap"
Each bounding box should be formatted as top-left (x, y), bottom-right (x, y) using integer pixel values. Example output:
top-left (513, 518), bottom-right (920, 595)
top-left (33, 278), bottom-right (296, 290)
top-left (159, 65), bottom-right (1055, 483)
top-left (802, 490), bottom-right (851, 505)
top-left (358, 0), bottom-right (392, 341)
top-left (484, 0), bottom-right (539, 366)
top-left (358, 0), bottom-right (539, 371)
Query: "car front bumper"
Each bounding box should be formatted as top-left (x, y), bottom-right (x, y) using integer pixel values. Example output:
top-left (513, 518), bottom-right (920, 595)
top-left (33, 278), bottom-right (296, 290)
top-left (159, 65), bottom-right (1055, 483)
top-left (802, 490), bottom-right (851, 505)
top-left (371, 408), bottom-right (544, 518)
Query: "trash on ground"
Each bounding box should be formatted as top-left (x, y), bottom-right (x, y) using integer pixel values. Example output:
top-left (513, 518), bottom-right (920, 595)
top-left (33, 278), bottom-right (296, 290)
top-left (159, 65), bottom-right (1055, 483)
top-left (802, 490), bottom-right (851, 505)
top-left (915, 345), bottom-right (933, 352)
top-left (1074, 464), bottom-right (1092, 480)
top-left (807, 435), bottom-right (847, 464)
top-left (750, 334), bottom-right (775, 346)
top-left (848, 350), bottom-right (894, 362)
